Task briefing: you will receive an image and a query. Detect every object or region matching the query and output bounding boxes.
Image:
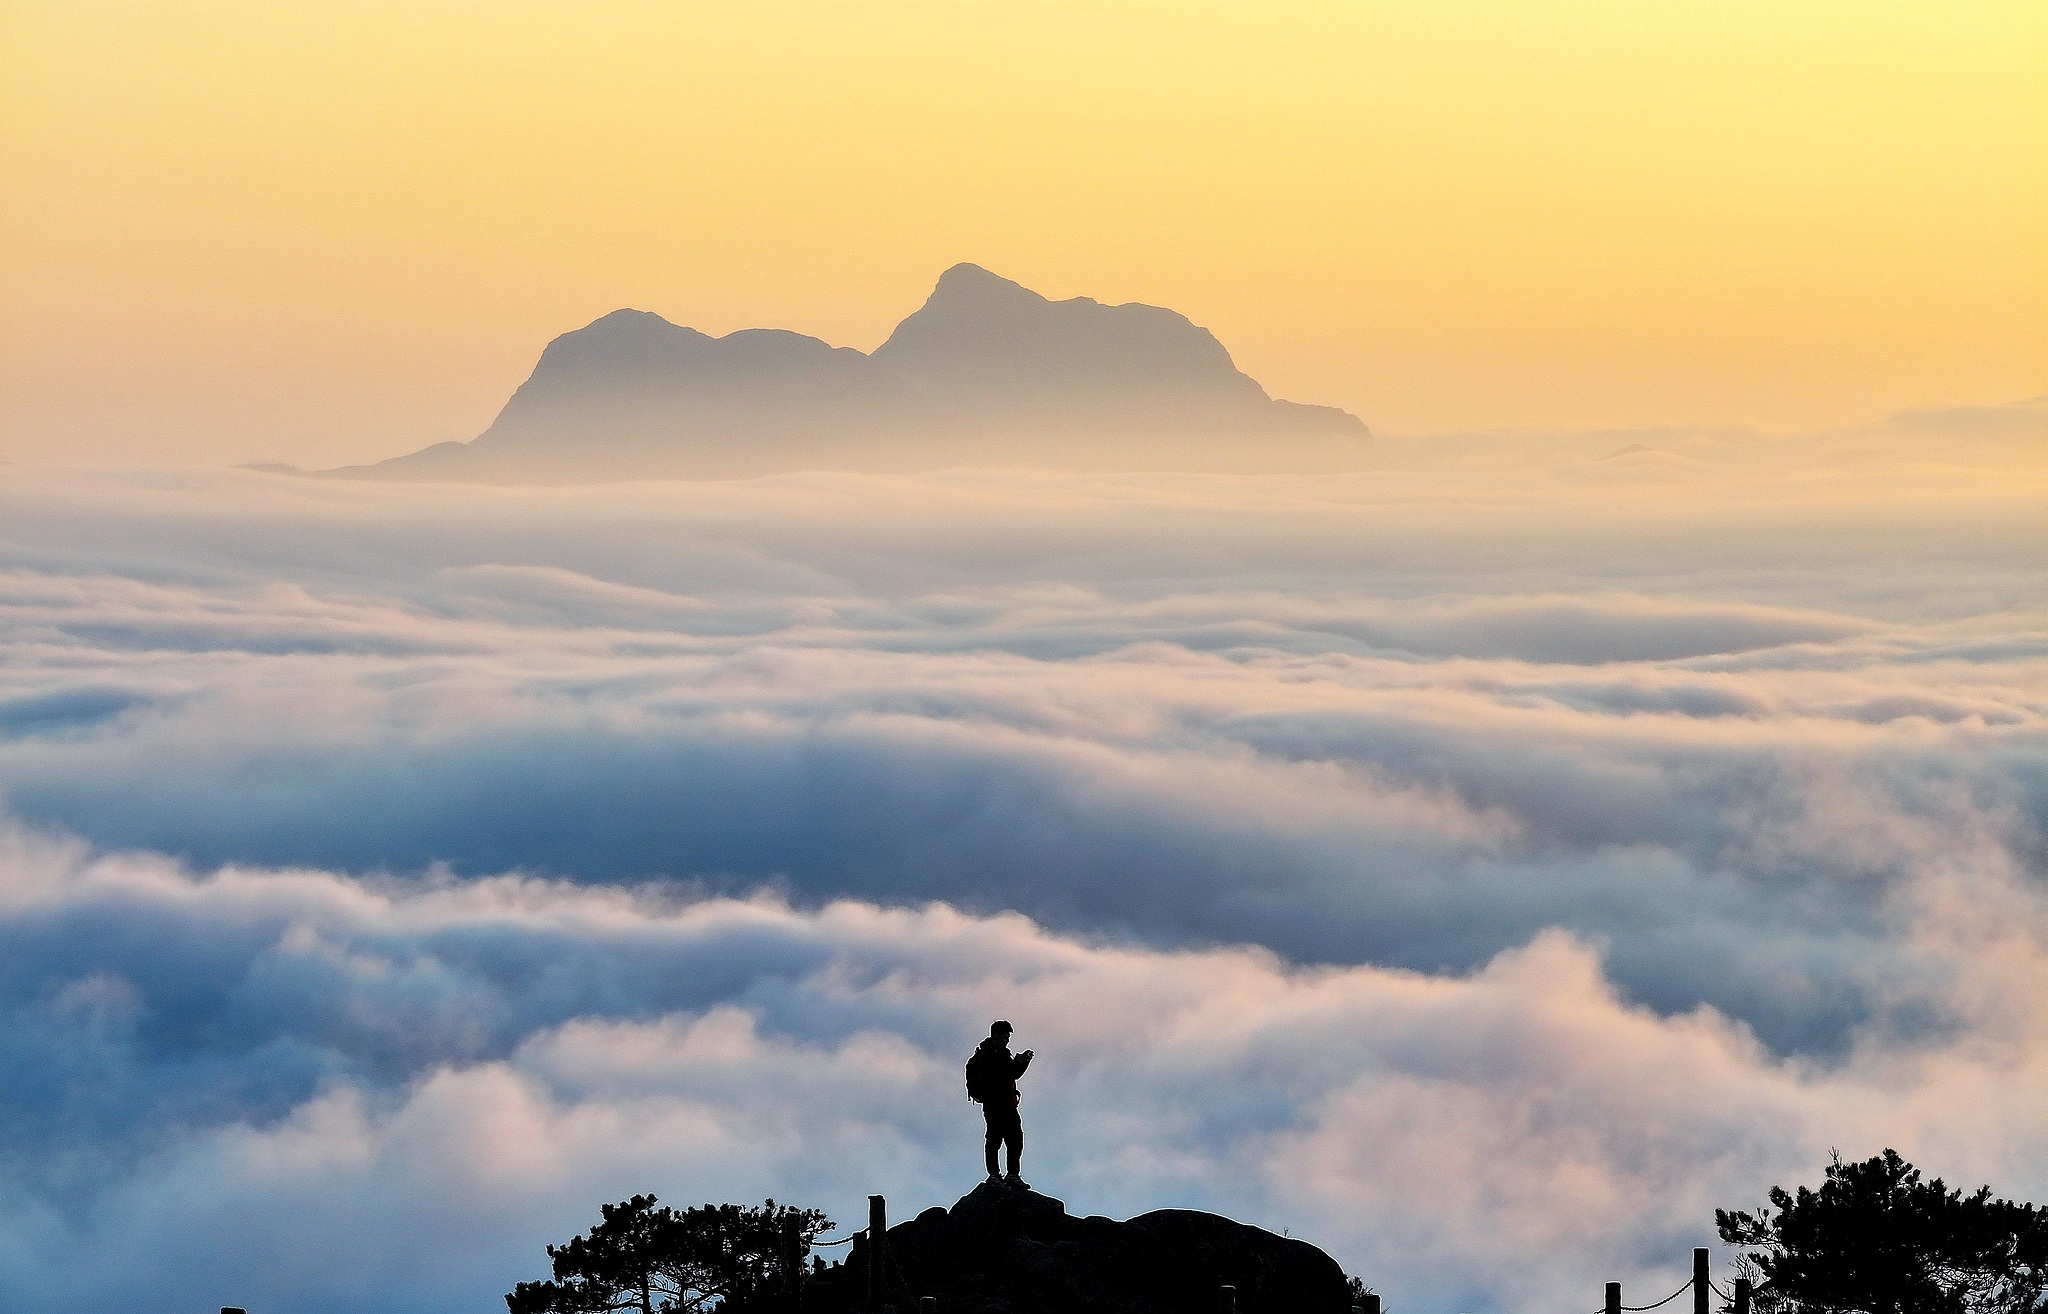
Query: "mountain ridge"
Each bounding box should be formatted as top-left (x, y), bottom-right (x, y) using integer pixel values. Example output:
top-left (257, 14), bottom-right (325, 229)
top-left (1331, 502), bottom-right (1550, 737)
top-left (329, 264), bottom-right (1369, 482)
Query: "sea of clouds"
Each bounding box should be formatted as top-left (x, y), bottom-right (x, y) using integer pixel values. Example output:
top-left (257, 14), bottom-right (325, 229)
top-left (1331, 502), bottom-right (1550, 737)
top-left (1, 418), bottom-right (2043, 1313)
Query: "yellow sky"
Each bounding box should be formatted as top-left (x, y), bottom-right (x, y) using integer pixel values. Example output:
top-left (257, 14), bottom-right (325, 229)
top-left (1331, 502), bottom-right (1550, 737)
top-left (2, 0), bottom-right (2043, 466)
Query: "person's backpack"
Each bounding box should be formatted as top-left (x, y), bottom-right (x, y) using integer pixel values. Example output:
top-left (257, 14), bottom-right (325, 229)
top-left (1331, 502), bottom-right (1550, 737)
top-left (964, 1046), bottom-right (998, 1103)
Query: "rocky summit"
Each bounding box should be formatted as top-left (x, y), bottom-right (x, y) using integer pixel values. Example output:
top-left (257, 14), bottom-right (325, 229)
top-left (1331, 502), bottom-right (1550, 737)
top-left (803, 1182), bottom-right (1356, 1314)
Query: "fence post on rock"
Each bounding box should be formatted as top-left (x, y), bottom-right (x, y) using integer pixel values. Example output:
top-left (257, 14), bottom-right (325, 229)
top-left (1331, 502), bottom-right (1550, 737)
top-left (1695, 1249), bottom-right (1710, 1314)
top-left (1606, 1281), bottom-right (1622, 1314)
top-left (1219, 1284), bottom-right (1236, 1314)
top-left (1359, 1295), bottom-right (1381, 1314)
top-left (921, 1297), bottom-right (936, 1314)
top-left (1733, 1278), bottom-right (1752, 1314)
top-left (867, 1195), bottom-right (887, 1314)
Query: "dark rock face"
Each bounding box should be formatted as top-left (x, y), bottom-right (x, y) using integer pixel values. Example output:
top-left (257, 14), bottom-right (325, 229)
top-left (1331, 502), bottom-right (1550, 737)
top-left (331, 265), bottom-right (1368, 482)
top-left (804, 1183), bottom-right (1354, 1314)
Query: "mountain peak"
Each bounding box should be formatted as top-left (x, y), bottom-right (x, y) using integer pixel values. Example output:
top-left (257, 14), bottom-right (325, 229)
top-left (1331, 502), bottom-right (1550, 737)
top-left (875, 264), bottom-right (1261, 403)
top-left (566, 307), bottom-right (694, 346)
top-left (588, 307), bottom-right (676, 328)
top-left (927, 262), bottom-right (1046, 305)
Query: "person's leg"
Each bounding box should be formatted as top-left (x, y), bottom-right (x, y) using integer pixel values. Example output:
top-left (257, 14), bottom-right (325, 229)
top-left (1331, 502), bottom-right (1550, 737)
top-left (982, 1107), bottom-right (1002, 1178)
top-left (1004, 1107), bottom-right (1023, 1177)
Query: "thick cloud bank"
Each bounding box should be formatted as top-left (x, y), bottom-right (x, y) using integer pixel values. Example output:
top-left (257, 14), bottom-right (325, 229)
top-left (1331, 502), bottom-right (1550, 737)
top-left (0, 425), bottom-right (2042, 1312)
top-left (2, 825), bottom-right (2046, 1314)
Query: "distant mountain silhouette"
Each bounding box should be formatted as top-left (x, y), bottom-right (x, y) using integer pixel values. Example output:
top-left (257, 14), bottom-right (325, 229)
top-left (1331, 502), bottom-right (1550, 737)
top-left (877, 264), bottom-right (1285, 413)
top-left (805, 1181), bottom-right (1356, 1314)
top-left (329, 265), bottom-right (1368, 482)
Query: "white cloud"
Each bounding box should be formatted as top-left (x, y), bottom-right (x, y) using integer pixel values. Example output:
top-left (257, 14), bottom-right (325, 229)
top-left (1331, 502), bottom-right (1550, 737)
top-left (1, 824), bottom-right (2045, 1314)
top-left (0, 447), bottom-right (2041, 1312)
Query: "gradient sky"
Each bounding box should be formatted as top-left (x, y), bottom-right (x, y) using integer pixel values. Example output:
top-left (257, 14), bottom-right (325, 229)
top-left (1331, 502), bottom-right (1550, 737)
top-left (2, 0), bottom-right (2043, 466)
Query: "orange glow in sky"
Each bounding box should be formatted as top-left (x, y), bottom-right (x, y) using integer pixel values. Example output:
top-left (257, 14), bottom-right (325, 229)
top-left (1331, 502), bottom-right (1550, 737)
top-left (2, 0), bottom-right (2043, 465)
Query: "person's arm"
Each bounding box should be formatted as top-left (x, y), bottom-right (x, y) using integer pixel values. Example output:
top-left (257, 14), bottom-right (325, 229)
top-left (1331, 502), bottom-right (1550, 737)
top-left (1012, 1050), bottom-right (1033, 1076)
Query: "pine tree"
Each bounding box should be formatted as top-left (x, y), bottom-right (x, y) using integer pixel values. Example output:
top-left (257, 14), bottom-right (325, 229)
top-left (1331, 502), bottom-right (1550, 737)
top-left (508, 1195), bottom-right (833, 1314)
top-left (1717, 1150), bottom-right (2048, 1314)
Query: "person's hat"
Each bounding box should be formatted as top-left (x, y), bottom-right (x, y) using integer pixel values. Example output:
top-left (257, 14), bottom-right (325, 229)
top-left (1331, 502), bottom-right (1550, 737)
top-left (991, 1020), bottom-right (1013, 1035)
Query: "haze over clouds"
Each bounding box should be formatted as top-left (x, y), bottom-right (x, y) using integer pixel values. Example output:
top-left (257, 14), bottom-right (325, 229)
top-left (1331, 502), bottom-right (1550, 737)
top-left (0, 419), bottom-right (2042, 1312)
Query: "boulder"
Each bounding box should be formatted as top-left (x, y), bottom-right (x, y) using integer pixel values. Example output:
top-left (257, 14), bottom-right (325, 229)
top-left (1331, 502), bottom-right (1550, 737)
top-left (804, 1182), bottom-right (1354, 1314)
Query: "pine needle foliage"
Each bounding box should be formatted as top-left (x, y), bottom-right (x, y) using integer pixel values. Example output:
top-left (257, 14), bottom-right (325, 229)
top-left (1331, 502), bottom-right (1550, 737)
top-left (1717, 1150), bottom-right (2048, 1314)
top-left (507, 1195), bottom-right (833, 1314)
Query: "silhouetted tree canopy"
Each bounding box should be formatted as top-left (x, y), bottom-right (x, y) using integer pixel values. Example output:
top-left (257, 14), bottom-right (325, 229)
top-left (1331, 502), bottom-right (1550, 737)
top-left (1717, 1149), bottom-right (2048, 1314)
top-left (507, 1195), bottom-right (833, 1314)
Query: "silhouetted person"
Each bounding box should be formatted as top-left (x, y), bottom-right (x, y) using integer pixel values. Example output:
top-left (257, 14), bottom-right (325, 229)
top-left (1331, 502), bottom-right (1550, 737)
top-left (965, 1020), bottom-right (1033, 1188)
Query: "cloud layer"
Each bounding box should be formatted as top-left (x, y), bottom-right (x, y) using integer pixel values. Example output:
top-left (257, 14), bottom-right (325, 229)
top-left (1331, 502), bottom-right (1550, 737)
top-left (0, 434), bottom-right (2043, 1313)
top-left (2, 821), bottom-right (2046, 1314)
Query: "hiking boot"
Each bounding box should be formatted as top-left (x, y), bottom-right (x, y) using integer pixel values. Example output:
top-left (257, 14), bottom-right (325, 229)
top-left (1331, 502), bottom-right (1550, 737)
top-left (1004, 1173), bottom-right (1030, 1190)
top-left (984, 1173), bottom-right (1003, 1186)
